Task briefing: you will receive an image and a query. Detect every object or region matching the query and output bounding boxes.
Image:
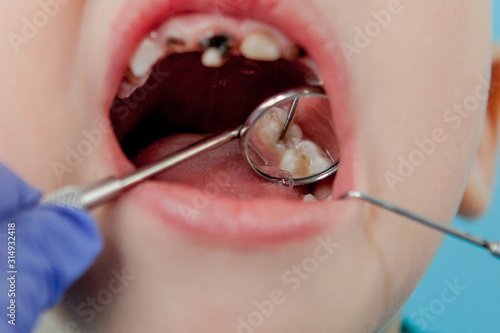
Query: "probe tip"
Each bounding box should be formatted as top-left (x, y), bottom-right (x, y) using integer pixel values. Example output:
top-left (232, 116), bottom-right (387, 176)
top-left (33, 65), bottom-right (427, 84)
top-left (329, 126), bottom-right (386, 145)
top-left (341, 191), bottom-right (363, 200)
top-left (488, 242), bottom-right (500, 259)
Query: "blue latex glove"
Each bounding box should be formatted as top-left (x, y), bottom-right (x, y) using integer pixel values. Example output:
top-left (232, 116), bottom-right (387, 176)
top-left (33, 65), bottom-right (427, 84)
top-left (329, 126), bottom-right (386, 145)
top-left (0, 164), bottom-right (103, 332)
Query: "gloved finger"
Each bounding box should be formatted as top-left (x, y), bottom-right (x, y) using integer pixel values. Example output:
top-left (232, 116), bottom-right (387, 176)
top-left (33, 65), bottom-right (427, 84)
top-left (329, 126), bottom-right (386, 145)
top-left (0, 163), bottom-right (41, 220)
top-left (0, 204), bottom-right (102, 333)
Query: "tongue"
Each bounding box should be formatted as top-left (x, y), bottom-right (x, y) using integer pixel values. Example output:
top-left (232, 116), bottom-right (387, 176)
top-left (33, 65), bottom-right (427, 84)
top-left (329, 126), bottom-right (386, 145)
top-left (133, 134), bottom-right (307, 199)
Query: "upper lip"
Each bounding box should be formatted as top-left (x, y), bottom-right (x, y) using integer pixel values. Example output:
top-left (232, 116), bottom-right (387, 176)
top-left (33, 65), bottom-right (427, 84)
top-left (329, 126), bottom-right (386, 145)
top-left (95, 0), bottom-right (359, 243)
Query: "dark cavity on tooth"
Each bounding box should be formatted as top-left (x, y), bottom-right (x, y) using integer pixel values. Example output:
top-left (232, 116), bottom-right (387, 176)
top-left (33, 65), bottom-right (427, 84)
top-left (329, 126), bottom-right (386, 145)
top-left (297, 47), bottom-right (307, 58)
top-left (200, 33), bottom-right (234, 54)
top-left (166, 37), bottom-right (187, 46)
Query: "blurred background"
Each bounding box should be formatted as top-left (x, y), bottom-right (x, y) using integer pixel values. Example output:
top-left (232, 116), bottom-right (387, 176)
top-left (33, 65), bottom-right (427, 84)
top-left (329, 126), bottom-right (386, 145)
top-left (403, 5), bottom-right (500, 332)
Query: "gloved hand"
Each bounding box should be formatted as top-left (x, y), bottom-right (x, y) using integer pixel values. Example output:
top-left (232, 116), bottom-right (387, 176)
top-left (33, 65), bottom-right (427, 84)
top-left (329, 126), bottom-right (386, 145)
top-left (0, 164), bottom-right (102, 333)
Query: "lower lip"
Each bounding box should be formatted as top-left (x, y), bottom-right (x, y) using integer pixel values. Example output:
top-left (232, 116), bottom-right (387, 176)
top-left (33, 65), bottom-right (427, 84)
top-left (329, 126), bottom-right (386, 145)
top-left (122, 180), bottom-right (354, 244)
top-left (107, 122), bottom-right (356, 243)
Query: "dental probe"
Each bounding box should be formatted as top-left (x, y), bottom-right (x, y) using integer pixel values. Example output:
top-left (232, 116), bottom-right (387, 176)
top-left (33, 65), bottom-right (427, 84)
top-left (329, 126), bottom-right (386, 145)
top-left (279, 97), bottom-right (299, 140)
top-left (342, 191), bottom-right (500, 260)
top-left (40, 127), bottom-right (243, 210)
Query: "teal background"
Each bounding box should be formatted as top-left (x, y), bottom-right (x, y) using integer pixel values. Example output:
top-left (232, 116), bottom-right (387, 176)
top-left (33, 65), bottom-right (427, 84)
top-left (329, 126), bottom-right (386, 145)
top-left (403, 6), bottom-right (500, 332)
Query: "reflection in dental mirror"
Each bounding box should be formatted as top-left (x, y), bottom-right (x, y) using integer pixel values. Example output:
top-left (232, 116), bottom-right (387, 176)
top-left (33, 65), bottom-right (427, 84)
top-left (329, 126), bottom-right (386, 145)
top-left (241, 86), bottom-right (339, 185)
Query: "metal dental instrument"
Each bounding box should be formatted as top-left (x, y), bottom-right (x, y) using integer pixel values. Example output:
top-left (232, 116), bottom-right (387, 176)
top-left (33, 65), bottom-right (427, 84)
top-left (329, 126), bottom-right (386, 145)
top-left (41, 86), bottom-right (340, 210)
top-left (279, 97), bottom-right (299, 140)
top-left (342, 191), bottom-right (500, 260)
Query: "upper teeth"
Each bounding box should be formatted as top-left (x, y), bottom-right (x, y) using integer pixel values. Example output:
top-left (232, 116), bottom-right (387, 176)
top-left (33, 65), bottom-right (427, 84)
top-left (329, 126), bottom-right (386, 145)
top-left (118, 14), bottom-right (306, 98)
top-left (130, 37), bottom-right (165, 77)
top-left (118, 69), bottom-right (152, 99)
top-left (201, 47), bottom-right (226, 68)
top-left (240, 32), bottom-right (281, 61)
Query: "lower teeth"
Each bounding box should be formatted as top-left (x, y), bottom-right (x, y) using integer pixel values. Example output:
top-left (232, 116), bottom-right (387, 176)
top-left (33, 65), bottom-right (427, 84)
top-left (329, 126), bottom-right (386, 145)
top-left (303, 194), bottom-right (318, 202)
top-left (258, 107), bottom-right (335, 179)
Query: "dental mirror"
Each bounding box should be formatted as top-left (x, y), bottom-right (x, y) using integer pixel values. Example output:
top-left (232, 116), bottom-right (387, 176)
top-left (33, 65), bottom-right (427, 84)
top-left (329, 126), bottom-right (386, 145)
top-left (41, 86), bottom-right (340, 209)
top-left (240, 85), bottom-right (340, 186)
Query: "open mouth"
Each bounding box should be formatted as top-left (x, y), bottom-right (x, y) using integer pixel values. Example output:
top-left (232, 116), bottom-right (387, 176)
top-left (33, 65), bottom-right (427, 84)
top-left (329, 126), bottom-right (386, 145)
top-left (100, 0), bottom-right (356, 242)
top-left (111, 13), bottom-right (336, 201)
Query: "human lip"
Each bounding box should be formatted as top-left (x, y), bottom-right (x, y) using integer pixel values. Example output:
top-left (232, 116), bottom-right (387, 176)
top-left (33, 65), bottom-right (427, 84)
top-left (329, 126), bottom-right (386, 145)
top-left (100, 0), bottom-right (359, 243)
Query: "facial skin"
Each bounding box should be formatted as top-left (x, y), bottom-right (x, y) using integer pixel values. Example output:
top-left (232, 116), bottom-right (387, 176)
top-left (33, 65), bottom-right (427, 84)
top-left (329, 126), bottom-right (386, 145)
top-left (0, 1), bottom-right (497, 332)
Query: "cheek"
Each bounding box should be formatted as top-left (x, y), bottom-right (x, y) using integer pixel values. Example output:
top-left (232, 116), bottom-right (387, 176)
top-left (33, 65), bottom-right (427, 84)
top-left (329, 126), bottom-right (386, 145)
top-left (308, 0), bottom-right (491, 320)
top-left (327, 0), bottom-right (491, 220)
top-left (0, 0), bottom-right (90, 189)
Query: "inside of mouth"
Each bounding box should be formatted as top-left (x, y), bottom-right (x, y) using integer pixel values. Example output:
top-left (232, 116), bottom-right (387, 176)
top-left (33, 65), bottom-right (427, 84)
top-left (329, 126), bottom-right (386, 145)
top-left (110, 16), bottom-right (336, 201)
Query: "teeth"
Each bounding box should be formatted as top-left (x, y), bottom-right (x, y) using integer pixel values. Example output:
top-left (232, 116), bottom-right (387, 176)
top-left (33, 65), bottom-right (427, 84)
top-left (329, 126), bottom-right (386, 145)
top-left (117, 82), bottom-right (137, 99)
top-left (259, 107), bottom-right (287, 145)
top-left (310, 156), bottom-right (333, 174)
top-left (300, 58), bottom-right (323, 86)
top-left (303, 194), bottom-right (332, 202)
top-left (240, 32), bottom-right (281, 61)
top-left (201, 47), bottom-right (226, 68)
top-left (126, 69), bottom-right (151, 87)
top-left (255, 107), bottom-right (334, 179)
top-left (279, 149), bottom-right (307, 177)
top-left (116, 69), bottom-right (152, 99)
top-left (295, 140), bottom-right (322, 160)
top-left (279, 140), bottom-right (333, 178)
top-left (130, 37), bottom-right (166, 77)
top-left (303, 194), bottom-right (318, 202)
top-left (283, 124), bottom-right (303, 148)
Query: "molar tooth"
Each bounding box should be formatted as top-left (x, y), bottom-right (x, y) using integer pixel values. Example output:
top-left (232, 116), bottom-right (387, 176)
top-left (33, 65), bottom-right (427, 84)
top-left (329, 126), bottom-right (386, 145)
top-left (259, 107), bottom-right (287, 145)
top-left (279, 149), bottom-right (307, 177)
top-left (240, 32), bottom-right (281, 61)
top-left (266, 107), bottom-right (287, 126)
top-left (310, 156), bottom-right (333, 175)
top-left (130, 37), bottom-right (166, 77)
top-left (303, 194), bottom-right (318, 202)
top-left (260, 122), bottom-right (280, 145)
top-left (296, 140), bottom-right (322, 160)
top-left (295, 140), bottom-right (334, 175)
top-left (300, 58), bottom-right (323, 86)
top-left (117, 69), bottom-right (152, 99)
top-left (283, 124), bottom-right (303, 148)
